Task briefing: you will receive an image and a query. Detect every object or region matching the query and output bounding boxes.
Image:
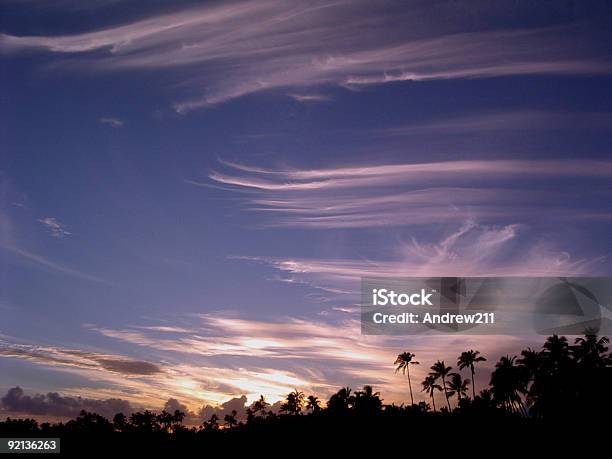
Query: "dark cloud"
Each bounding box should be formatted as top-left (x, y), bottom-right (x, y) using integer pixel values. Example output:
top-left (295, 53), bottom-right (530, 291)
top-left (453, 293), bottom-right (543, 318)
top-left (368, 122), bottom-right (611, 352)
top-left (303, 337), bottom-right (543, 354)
top-left (163, 398), bottom-right (190, 414)
top-left (199, 395), bottom-right (248, 421)
top-left (1, 387), bottom-right (288, 425)
top-left (95, 358), bottom-right (162, 375)
top-left (163, 398), bottom-right (201, 425)
top-left (1, 387), bottom-right (133, 419)
top-left (0, 342), bottom-right (163, 376)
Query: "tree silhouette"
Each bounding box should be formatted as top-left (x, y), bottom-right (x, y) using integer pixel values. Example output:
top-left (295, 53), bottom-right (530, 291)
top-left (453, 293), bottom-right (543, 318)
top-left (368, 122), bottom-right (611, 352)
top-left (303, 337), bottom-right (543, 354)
top-left (527, 335), bottom-right (573, 417)
top-left (429, 360), bottom-right (452, 411)
top-left (129, 410), bottom-right (159, 433)
top-left (457, 350), bottom-right (486, 399)
top-left (542, 334), bottom-right (570, 367)
top-left (66, 410), bottom-right (113, 434)
top-left (446, 372), bottom-right (470, 404)
top-left (280, 390), bottom-right (304, 415)
top-left (252, 395), bottom-right (270, 418)
top-left (171, 410), bottom-right (185, 429)
top-left (306, 395), bottom-right (321, 413)
top-left (224, 410), bottom-right (238, 428)
top-left (112, 413), bottom-right (127, 432)
top-left (326, 387), bottom-right (353, 414)
top-left (517, 347), bottom-right (541, 380)
top-left (157, 410), bottom-right (173, 432)
top-left (353, 385), bottom-right (382, 415)
top-left (394, 352), bottom-right (419, 405)
top-left (203, 413), bottom-right (220, 431)
top-left (489, 355), bottom-right (526, 415)
top-left (573, 332), bottom-right (609, 368)
top-left (421, 375), bottom-right (442, 413)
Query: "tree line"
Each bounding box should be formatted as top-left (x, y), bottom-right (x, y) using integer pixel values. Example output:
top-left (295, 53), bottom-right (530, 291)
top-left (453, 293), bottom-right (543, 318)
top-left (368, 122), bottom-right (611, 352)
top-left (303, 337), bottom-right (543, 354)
top-left (1, 332), bottom-right (610, 445)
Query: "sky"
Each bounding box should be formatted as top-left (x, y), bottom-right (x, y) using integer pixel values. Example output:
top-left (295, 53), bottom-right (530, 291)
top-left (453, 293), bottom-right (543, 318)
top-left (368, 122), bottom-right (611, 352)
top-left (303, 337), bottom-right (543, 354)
top-left (1, 0), bottom-right (612, 420)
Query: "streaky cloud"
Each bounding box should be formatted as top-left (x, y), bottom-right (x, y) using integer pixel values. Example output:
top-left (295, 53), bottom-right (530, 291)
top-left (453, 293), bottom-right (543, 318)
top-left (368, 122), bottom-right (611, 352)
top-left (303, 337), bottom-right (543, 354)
top-left (0, 339), bottom-right (163, 376)
top-left (202, 159), bottom-right (612, 228)
top-left (1, 1), bottom-right (610, 111)
top-left (1, 245), bottom-right (112, 284)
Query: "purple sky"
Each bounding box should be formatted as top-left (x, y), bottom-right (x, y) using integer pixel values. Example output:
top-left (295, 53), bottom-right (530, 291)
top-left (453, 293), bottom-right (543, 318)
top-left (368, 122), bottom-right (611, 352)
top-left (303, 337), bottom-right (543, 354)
top-left (1, 0), bottom-right (612, 419)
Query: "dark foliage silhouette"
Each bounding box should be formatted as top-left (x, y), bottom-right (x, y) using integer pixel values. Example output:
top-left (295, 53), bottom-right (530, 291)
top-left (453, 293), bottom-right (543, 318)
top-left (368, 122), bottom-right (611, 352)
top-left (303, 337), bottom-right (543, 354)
top-left (429, 360), bottom-right (453, 411)
top-left (457, 350), bottom-right (486, 399)
top-left (1, 333), bottom-right (610, 453)
top-left (394, 351), bottom-right (419, 405)
top-left (421, 375), bottom-right (442, 413)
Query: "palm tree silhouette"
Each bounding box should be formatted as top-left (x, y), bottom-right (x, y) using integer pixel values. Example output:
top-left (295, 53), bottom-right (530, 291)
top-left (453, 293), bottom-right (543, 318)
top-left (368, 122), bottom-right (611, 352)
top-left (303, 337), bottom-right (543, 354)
top-left (394, 352), bottom-right (419, 405)
top-left (542, 334), bottom-right (570, 366)
top-left (421, 375), bottom-right (442, 413)
top-left (446, 373), bottom-right (470, 405)
top-left (203, 413), bottom-right (220, 431)
top-left (489, 355), bottom-right (526, 415)
top-left (429, 360), bottom-right (452, 411)
top-left (112, 413), bottom-right (127, 432)
top-left (573, 333), bottom-right (609, 367)
top-left (306, 395), bottom-right (321, 413)
top-left (280, 390), bottom-right (304, 415)
top-left (457, 350), bottom-right (486, 399)
top-left (353, 386), bottom-right (382, 414)
top-left (327, 387), bottom-right (353, 414)
top-left (252, 395), bottom-right (270, 417)
top-left (517, 347), bottom-right (541, 394)
top-left (223, 410), bottom-right (238, 428)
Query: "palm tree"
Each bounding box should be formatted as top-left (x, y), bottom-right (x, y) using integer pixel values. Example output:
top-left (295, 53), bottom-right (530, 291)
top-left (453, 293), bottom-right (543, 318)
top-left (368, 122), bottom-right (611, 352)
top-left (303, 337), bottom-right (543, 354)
top-left (421, 375), bottom-right (442, 413)
top-left (223, 410), bottom-right (238, 428)
top-left (327, 387), bottom-right (353, 414)
top-left (517, 347), bottom-right (541, 378)
top-left (353, 385), bottom-right (383, 414)
top-left (446, 373), bottom-right (470, 405)
top-left (489, 355), bottom-right (527, 415)
top-left (394, 352), bottom-right (419, 406)
top-left (252, 395), bottom-right (269, 417)
top-left (517, 347), bottom-right (541, 397)
top-left (429, 360), bottom-right (452, 411)
top-left (203, 413), bottom-right (220, 431)
top-left (457, 350), bottom-right (486, 399)
top-left (542, 334), bottom-right (570, 367)
top-left (156, 410), bottom-right (173, 433)
top-left (306, 395), bottom-right (321, 413)
top-left (112, 413), bottom-right (127, 432)
top-left (280, 390), bottom-right (304, 415)
top-left (573, 333), bottom-right (609, 368)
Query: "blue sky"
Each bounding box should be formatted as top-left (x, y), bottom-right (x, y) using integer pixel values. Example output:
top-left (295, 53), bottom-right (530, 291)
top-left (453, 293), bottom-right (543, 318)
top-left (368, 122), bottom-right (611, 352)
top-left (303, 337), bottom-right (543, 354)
top-left (1, 0), bottom-right (612, 418)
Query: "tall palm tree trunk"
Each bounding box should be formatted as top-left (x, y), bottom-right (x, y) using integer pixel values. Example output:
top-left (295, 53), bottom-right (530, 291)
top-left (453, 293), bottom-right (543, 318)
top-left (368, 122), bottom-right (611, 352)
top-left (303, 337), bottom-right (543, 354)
top-left (471, 366), bottom-right (476, 399)
top-left (407, 366), bottom-right (414, 405)
top-left (442, 376), bottom-right (451, 411)
top-left (430, 394), bottom-right (436, 413)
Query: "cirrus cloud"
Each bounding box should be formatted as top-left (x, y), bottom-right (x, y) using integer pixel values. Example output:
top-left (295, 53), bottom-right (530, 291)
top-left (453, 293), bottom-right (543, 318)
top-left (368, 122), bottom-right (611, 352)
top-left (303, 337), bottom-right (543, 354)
top-left (1, 1), bottom-right (610, 111)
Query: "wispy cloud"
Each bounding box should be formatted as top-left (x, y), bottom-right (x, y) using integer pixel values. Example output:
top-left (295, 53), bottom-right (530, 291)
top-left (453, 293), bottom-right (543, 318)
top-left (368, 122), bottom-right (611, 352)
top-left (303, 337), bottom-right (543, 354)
top-left (1, 245), bottom-right (111, 284)
top-left (1, 1), bottom-right (610, 111)
top-left (199, 159), bottom-right (612, 228)
top-left (99, 117), bottom-right (124, 127)
top-left (373, 111), bottom-right (612, 137)
top-left (236, 221), bottom-right (604, 300)
top-left (37, 216), bottom-right (71, 238)
top-left (287, 93), bottom-right (332, 103)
